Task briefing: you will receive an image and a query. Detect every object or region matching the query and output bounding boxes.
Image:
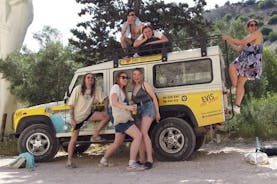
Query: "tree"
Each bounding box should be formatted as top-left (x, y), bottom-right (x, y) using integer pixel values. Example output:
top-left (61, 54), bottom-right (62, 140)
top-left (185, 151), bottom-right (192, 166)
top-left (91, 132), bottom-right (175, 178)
top-left (0, 26), bottom-right (80, 105)
top-left (69, 0), bottom-right (209, 65)
top-left (262, 48), bottom-right (277, 93)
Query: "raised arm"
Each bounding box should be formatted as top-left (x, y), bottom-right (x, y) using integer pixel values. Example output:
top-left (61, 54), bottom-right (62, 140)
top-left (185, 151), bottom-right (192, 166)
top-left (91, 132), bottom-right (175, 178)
top-left (241, 31), bottom-right (263, 46)
top-left (222, 34), bottom-right (243, 52)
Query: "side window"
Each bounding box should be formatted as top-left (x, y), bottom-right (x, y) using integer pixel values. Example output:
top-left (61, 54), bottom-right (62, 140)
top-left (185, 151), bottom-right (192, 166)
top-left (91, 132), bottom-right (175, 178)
top-left (154, 59), bottom-right (212, 88)
top-left (70, 73), bottom-right (104, 95)
top-left (113, 68), bottom-right (144, 92)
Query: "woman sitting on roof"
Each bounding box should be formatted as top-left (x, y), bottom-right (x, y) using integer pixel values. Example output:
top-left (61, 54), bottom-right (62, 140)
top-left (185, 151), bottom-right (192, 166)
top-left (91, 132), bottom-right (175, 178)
top-left (133, 25), bottom-right (171, 56)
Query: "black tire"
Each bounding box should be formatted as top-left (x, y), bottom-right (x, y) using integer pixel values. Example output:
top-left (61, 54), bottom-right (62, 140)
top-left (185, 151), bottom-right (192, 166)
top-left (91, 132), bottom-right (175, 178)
top-left (62, 136), bottom-right (91, 154)
top-left (152, 117), bottom-right (196, 161)
top-left (18, 124), bottom-right (59, 162)
top-left (194, 135), bottom-right (205, 151)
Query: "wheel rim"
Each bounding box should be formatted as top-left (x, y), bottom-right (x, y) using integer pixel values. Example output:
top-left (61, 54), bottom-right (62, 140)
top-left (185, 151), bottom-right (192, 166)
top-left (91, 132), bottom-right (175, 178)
top-left (26, 132), bottom-right (50, 156)
top-left (159, 127), bottom-right (186, 154)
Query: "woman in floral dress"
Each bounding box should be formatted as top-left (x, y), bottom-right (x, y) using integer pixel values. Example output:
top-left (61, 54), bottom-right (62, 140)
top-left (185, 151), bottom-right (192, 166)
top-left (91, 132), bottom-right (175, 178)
top-left (222, 19), bottom-right (263, 114)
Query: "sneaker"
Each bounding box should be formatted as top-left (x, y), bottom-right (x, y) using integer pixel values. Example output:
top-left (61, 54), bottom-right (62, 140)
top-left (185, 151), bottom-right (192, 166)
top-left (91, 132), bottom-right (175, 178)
top-left (66, 162), bottom-right (77, 169)
top-left (126, 163), bottom-right (145, 172)
top-left (231, 86), bottom-right (236, 95)
top-left (144, 161), bottom-right (153, 169)
top-left (98, 159), bottom-right (114, 167)
top-left (133, 53), bottom-right (140, 58)
top-left (136, 161), bottom-right (144, 166)
top-left (233, 105), bottom-right (241, 114)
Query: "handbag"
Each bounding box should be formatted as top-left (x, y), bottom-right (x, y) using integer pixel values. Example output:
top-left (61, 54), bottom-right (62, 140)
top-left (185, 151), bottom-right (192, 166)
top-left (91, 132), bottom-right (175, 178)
top-left (112, 106), bottom-right (133, 125)
top-left (111, 87), bottom-right (133, 125)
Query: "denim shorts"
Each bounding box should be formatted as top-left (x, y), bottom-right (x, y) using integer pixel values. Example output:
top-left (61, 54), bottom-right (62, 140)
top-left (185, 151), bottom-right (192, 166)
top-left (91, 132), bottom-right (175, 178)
top-left (115, 120), bottom-right (134, 133)
top-left (136, 101), bottom-right (155, 120)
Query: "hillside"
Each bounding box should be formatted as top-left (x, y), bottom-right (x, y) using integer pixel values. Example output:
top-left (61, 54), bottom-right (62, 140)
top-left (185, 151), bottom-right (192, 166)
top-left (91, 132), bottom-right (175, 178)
top-left (204, 1), bottom-right (277, 50)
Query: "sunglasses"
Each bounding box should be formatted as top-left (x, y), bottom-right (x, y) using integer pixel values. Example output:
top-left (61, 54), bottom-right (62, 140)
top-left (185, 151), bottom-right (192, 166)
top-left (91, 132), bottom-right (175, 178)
top-left (120, 76), bottom-right (129, 80)
top-left (249, 24), bottom-right (258, 27)
top-left (128, 13), bottom-right (136, 16)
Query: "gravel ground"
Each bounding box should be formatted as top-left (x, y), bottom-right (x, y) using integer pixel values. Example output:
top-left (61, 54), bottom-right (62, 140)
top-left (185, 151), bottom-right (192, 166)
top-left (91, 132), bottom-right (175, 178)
top-left (0, 140), bottom-right (277, 184)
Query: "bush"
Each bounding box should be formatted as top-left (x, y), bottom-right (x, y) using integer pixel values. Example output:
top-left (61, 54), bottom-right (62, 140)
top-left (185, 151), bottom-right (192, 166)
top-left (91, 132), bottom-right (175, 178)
top-left (224, 14), bottom-right (233, 22)
top-left (268, 14), bottom-right (277, 25)
top-left (261, 27), bottom-right (272, 35)
top-left (245, 0), bottom-right (256, 5)
top-left (258, 0), bottom-right (275, 9)
top-left (271, 10), bottom-right (277, 16)
top-left (269, 31), bottom-right (277, 42)
top-left (229, 94), bottom-right (277, 139)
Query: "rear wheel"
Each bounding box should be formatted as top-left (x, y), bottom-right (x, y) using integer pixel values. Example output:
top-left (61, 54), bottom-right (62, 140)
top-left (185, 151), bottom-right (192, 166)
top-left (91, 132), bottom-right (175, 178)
top-left (152, 117), bottom-right (196, 161)
top-left (18, 124), bottom-right (59, 162)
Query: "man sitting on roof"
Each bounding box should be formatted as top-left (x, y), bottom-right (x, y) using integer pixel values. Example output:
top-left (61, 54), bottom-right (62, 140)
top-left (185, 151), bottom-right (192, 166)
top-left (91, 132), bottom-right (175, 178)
top-left (120, 9), bottom-right (143, 56)
top-left (133, 25), bottom-right (171, 56)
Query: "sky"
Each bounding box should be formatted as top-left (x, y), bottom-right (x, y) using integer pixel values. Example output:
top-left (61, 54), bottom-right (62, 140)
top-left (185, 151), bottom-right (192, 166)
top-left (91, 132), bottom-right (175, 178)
top-left (23, 0), bottom-right (241, 51)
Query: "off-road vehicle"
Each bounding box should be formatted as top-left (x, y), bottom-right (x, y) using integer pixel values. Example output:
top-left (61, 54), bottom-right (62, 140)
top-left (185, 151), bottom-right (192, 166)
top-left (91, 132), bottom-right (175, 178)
top-left (11, 40), bottom-right (232, 162)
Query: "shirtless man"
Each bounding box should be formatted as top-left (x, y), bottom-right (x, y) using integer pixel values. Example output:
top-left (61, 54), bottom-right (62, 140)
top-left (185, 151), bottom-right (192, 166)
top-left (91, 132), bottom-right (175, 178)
top-left (120, 9), bottom-right (143, 54)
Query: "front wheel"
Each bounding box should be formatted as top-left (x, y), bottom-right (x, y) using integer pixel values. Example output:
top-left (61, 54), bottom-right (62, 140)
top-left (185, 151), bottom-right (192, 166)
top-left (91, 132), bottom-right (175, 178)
top-left (18, 124), bottom-right (59, 162)
top-left (152, 117), bottom-right (196, 161)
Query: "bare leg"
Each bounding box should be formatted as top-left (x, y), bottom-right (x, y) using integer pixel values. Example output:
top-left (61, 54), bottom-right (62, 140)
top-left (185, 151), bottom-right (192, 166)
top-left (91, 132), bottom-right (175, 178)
top-left (67, 129), bottom-right (80, 161)
top-left (90, 111), bottom-right (109, 139)
top-left (138, 140), bottom-right (146, 163)
top-left (235, 76), bottom-right (247, 106)
top-left (140, 116), bottom-right (154, 163)
top-left (120, 36), bottom-right (132, 50)
top-left (125, 124), bottom-right (142, 161)
top-left (229, 63), bottom-right (238, 87)
top-left (136, 121), bottom-right (146, 163)
top-left (103, 133), bottom-right (125, 159)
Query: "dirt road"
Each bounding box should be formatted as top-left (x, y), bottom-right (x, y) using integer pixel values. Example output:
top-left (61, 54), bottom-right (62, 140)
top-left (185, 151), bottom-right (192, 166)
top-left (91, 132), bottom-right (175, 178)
top-left (1, 140), bottom-right (277, 184)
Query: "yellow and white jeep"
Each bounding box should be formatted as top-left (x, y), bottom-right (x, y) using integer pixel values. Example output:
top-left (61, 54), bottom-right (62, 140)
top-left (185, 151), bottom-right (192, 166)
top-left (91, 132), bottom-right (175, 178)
top-left (12, 44), bottom-right (230, 162)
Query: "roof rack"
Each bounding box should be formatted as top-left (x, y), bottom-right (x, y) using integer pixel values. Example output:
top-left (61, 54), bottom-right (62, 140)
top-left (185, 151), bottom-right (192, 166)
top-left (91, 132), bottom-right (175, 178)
top-left (110, 35), bottom-right (221, 68)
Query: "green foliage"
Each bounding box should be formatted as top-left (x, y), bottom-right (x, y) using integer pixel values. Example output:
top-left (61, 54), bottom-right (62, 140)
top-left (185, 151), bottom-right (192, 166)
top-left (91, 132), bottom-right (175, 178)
top-left (33, 26), bottom-right (63, 48)
top-left (269, 31), bottom-right (277, 42)
top-left (229, 94), bottom-right (277, 139)
top-left (268, 14), bottom-right (277, 25)
top-left (271, 10), bottom-right (277, 16)
top-left (261, 26), bottom-right (272, 35)
top-left (262, 48), bottom-right (277, 93)
top-left (245, 0), bottom-right (256, 5)
top-left (224, 14), bottom-right (232, 22)
top-left (0, 27), bottom-right (80, 105)
top-left (70, 0), bottom-right (210, 65)
top-left (258, 0), bottom-right (275, 9)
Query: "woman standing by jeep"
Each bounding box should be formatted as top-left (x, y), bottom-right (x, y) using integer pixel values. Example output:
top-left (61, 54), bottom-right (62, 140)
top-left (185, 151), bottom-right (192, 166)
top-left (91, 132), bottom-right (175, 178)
top-left (222, 19), bottom-right (263, 114)
top-left (99, 71), bottom-right (144, 172)
top-left (131, 68), bottom-right (160, 169)
top-left (66, 73), bottom-right (109, 168)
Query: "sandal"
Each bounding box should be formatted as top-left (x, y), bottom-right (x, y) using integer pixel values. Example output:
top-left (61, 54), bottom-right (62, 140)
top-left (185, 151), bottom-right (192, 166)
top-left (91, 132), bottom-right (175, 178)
top-left (65, 162), bottom-right (77, 169)
top-left (90, 136), bottom-right (105, 142)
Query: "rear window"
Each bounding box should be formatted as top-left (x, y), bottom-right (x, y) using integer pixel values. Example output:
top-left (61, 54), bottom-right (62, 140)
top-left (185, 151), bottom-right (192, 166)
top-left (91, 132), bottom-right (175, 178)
top-left (153, 59), bottom-right (212, 88)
